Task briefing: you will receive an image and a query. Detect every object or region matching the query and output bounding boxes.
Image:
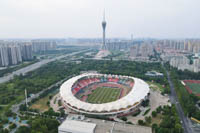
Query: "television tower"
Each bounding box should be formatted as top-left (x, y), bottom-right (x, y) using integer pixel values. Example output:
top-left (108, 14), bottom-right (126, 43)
top-left (102, 10), bottom-right (107, 50)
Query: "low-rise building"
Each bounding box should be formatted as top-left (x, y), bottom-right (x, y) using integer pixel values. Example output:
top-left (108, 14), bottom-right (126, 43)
top-left (145, 71), bottom-right (164, 77)
top-left (58, 120), bottom-right (96, 133)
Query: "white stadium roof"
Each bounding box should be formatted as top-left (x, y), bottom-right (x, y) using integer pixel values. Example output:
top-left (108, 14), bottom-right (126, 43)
top-left (60, 73), bottom-right (150, 114)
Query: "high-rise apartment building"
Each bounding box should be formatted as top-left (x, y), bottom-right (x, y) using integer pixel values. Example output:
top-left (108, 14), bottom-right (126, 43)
top-left (31, 40), bottom-right (57, 53)
top-left (0, 42), bottom-right (32, 66)
top-left (0, 46), bottom-right (9, 66)
top-left (9, 45), bottom-right (22, 65)
top-left (20, 43), bottom-right (33, 61)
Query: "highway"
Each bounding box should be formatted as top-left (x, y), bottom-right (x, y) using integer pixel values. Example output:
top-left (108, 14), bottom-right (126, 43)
top-left (0, 49), bottom-right (90, 84)
top-left (164, 67), bottom-right (193, 133)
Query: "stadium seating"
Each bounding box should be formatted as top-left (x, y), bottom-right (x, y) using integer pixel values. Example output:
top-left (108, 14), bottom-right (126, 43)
top-left (72, 76), bottom-right (135, 101)
top-left (81, 96), bottom-right (88, 101)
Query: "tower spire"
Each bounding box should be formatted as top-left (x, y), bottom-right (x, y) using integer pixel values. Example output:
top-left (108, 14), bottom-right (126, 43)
top-left (102, 10), bottom-right (107, 50)
top-left (103, 9), bottom-right (105, 22)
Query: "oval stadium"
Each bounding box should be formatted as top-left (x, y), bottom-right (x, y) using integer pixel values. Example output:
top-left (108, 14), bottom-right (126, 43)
top-left (60, 73), bottom-right (150, 116)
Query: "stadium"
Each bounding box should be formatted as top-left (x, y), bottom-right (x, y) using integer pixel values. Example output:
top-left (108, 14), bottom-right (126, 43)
top-left (60, 73), bottom-right (150, 116)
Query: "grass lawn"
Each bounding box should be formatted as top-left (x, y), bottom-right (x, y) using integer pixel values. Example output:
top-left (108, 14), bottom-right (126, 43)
top-left (87, 87), bottom-right (121, 104)
top-left (30, 96), bottom-right (49, 112)
top-left (147, 81), bottom-right (165, 92)
top-left (186, 82), bottom-right (200, 94)
top-left (30, 89), bottom-right (59, 112)
top-left (151, 114), bottom-right (162, 125)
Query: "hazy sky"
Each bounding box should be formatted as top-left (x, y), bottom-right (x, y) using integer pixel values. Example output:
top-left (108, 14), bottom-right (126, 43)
top-left (0, 0), bottom-right (199, 39)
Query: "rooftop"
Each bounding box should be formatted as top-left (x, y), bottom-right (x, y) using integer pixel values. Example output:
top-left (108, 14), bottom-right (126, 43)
top-left (60, 117), bottom-right (152, 133)
top-left (90, 118), bottom-right (152, 133)
top-left (58, 120), bottom-right (96, 133)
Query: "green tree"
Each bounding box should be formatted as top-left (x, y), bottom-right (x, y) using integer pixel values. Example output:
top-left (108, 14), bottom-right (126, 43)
top-left (121, 117), bottom-right (127, 121)
top-left (16, 126), bottom-right (31, 133)
top-left (145, 116), bottom-right (152, 124)
top-left (175, 123), bottom-right (182, 133)
top-left (152, 123), bottom-right (158, 133)
top-left (152, 111), bottom-right (157, 117)
top-left (30, 117), bottom-right (59, 133)
top-left (9, 123), bottom-right (16, 130)
top-left (138, 120), bottom-right (145, 125)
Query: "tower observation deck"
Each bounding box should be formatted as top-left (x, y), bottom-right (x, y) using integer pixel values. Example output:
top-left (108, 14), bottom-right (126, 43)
top-left (102, 11), bottom-right (107, 50)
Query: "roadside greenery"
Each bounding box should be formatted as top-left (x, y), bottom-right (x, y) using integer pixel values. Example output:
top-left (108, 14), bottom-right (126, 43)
top-left (167, 65), bottom-right (200, 120)
top-left (176, 69), bottom-right (200, 80)
top-left (151, 105), bottom-right (183, 133)
top-left (138, 105), bottom-right (183, 133)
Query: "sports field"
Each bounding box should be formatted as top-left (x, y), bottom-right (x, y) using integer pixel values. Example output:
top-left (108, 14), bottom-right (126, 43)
top-left (185, 82), bottom-right (200, 95)
top-left (87, 87), bottom-right (121, 104)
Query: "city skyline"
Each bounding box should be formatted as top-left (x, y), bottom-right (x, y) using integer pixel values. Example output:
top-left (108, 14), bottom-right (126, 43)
top-left (0, 0), bottom-right (200, 39)
top-left (1, 1), bottom-right (200, 133)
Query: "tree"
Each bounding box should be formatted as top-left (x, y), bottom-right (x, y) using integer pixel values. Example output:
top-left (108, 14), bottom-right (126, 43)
top-left (0, 124), bottom-right (3, 130)
top-left (19, 104), bottom-right (27, 111)
top-left (9, 123), bottom-right (16, 130)
top-left (145, 116), bottom-right (152, 124)
top-left (0, 129), bottom-right (9, 133)
top-left (5, 110), bottom-right (13, 117)
top-left (157, 127), bottom-right (170, 133)
top-left (29, 117), bottom-right (59, 133)
top-left (58, 100), bottom-right (62, 106)
top-left (121, 117), bottom-right (127, 121)
top-left (152, 123), bottom-right (158, 133)
top-left (126, 121), bottom-right (133, 124)
top-left (152, 111), bottom-right (157, 117)
top-left (138, 120), bottom-right (145, 125)
top-left (156, 106), bottom-right (162, 113)
top-left (175, 123), bottom-right (182, 133)
top-left (60, 110), bottom-right (65, 117)
top-left (49, 95), bottom-right (53, 100)
top-left (141, 99), bottom-right (150, 107)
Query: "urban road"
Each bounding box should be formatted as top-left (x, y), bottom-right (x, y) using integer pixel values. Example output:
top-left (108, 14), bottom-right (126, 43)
top-left (0, 49), bottom-right (90, 84)
top-left (164, 66), bottom-right (193, 133)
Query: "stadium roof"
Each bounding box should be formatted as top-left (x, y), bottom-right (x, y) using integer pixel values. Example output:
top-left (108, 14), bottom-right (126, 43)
top-left (60, 73), bottom-right (150, 114)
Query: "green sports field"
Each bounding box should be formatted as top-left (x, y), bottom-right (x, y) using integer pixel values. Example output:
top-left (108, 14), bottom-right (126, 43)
top-left (186, 82), bottom-right (200, 94)
top-left (87, 87), bottom-right (121, 104)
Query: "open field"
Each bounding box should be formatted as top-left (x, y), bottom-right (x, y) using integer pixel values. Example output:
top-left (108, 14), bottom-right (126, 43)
top-left (30, 96), bottom-right (50, 112)
top-left (30, 89), bottom-right (59, 112)
top-left (147, 81), bottom-right (165, 92)
top-left (87, 87), bottom-right (121, 104)
top-left (184, 80), bottom-right (200, 96)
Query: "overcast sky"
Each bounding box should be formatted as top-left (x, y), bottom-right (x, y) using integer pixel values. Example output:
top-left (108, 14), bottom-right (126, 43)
top-left (0, 0), bottom-right (199, 39)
